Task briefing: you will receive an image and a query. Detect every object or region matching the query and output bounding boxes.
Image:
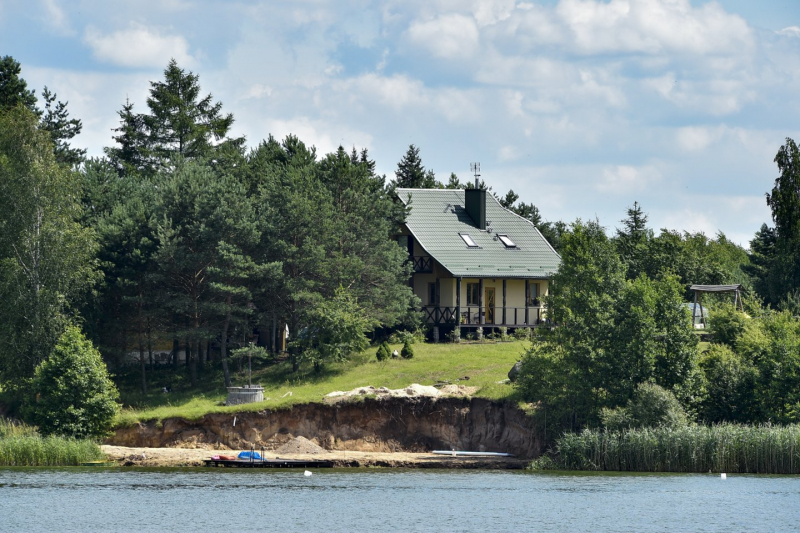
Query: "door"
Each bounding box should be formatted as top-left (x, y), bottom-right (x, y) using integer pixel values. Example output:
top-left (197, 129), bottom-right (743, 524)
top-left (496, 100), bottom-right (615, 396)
top-left (485, 287), bottom-right (495, 324)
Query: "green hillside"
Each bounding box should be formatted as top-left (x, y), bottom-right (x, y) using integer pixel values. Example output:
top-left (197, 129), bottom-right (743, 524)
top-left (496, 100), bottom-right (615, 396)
top-left (115, 341), bottom-right (529, 427)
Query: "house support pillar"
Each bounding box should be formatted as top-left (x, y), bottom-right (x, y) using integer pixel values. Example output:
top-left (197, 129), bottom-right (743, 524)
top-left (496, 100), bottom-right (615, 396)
top-left (455, 277), bottom-right (462, 342)
top-left (479, 278), bottom-right (485, 325)
top-left (525, 280), bottom-right (530, 325)
top-left (432, 326), bottom-right (440, 343)
top-left (502, 279), bottom-right (507, 326)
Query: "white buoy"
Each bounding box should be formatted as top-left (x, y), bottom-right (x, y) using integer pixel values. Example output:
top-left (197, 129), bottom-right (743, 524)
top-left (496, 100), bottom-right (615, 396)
top-left (304, 470), bottom-right (313, 477)
top-left (721, 473), bottom-right (727, 479)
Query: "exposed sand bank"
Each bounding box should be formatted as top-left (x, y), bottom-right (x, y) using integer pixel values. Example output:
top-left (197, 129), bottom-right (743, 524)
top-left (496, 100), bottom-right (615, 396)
top-left (100, 445), bottom-right (528, 469)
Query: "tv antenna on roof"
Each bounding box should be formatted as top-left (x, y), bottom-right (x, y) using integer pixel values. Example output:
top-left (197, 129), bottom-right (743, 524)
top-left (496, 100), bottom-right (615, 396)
top-left (470, 162), bottom-right (480, 189)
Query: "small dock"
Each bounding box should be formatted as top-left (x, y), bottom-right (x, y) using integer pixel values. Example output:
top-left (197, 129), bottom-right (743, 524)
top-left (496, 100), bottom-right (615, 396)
top-left (203, 457), bottom-right (335, 468)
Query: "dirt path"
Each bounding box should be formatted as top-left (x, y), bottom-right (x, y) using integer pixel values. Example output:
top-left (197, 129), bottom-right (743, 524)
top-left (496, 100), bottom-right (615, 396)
top-left (100, 445), bottom-right (527, 469)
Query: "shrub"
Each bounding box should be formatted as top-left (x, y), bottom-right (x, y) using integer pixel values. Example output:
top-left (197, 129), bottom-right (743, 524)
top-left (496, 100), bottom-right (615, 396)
top-left (24, 326), bottom-right (120, 439)
top-left (375, 342), bottom-right (390, 362)
top-left (512, 328), bottom-right (531, 341)
top-left (601, 382), bottom-right (688, 431)
top-left (401, 339), bottom-right (414, 359)
top-left (527, 454), bottom-right (558, 471)
top-left (709, 303), bottom-right (748, 347)
top-left (388, 330), bottom-right (424, 345)
top-left (698, 343), bottom-right (758, 423)
top-left (446, 328), bottom-right (461, 343)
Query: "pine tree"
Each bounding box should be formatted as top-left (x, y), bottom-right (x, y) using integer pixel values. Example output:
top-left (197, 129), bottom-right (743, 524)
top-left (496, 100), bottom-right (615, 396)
top-left (394, 144), bottom-right (439, 188)
top-left (40, 87), bottom-right (85, 166)
top-left (401, 339), bottom-right (414, 359)
top-left (145, 59), bottom-right (236, 161)
top-left (105, 98), bottom-right (152, 176)
top-left (0, 55), bottom-right (37, 112)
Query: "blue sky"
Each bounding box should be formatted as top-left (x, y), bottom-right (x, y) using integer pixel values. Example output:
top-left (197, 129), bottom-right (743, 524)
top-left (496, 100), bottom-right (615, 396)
top-left (2, 0), bottom-right (799, 246)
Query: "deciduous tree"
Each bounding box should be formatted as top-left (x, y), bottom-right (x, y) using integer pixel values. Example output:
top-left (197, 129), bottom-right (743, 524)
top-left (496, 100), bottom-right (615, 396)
top-left (0, 108), bottom-right (97, 395)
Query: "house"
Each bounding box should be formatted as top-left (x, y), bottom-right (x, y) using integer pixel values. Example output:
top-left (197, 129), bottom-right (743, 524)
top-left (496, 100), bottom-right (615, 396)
top-left (396, 187), bottom-right (561, 340)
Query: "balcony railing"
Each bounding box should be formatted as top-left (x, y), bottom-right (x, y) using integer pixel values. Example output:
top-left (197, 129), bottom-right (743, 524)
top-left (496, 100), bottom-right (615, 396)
top-left (410, 256), bottom-right (433, 273)
top-left (420, 305), bottom-right (544, 327)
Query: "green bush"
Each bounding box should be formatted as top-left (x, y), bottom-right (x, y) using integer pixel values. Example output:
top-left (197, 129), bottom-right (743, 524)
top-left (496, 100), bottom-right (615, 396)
top-left (389, 330), bottom-right (424, 345)
top-left (512, 328), bottom-right (531, 341)
top-left (601, 382), bottom-right (688, 431)
top-left (24, 326), bottom-right (120, 439)
top-left (401, 339), bottom-right (414, 359)
top-left (709, 303), bottom-right (748, 347)
top-left (698, 344), bottom-right (758, 423)
top-left (376, 342), bottom-right (390, 361)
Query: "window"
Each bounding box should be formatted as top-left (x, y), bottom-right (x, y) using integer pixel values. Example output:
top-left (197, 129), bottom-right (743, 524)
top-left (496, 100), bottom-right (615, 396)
top-left (428, 283), bottom-right (437, 305)
top-left (397, 235), bottom-right (409, 252)
top-left (498, 234), bottom-right (515, 248)
top-left (460, 233), bottom-right (478, 248)
top-left (466, 283), bottom-right (480, 306)
top-left (528, 282), bottom-right (540, 305)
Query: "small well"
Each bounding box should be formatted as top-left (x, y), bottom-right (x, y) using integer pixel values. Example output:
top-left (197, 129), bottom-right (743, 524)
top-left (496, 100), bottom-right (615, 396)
top-left (226, 385), bottom-right (264, 405)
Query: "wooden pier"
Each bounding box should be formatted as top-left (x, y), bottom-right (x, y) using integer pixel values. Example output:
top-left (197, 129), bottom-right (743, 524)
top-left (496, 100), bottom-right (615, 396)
top-left (203, 457), bottom-right (335, 468)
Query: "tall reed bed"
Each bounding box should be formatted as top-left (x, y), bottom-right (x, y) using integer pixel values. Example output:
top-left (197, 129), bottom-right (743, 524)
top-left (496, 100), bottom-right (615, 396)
top-left (0, 419), bottom-right (104, 466)
top-left (556, 424), bottom-right (800, 474)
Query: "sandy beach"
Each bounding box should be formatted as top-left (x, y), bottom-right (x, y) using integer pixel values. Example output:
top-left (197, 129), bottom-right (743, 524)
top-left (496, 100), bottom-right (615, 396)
top-left (100, 445), bottom-right (528, 469)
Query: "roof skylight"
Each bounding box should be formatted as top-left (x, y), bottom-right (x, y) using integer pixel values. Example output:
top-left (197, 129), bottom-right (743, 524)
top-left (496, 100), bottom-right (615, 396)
top-left (460, 233), bottom-right (478, 248)
top-left (498, 234), bottom-right (516, 248)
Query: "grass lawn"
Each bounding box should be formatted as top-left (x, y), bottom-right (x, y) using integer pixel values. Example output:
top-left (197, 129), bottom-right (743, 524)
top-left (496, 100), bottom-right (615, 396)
top-left (114, 340), bottom-right (530, 427)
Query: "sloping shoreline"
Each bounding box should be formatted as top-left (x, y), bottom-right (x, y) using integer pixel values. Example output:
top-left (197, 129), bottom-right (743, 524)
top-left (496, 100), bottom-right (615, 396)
top-left (106, 396), bottom-right (543, 467)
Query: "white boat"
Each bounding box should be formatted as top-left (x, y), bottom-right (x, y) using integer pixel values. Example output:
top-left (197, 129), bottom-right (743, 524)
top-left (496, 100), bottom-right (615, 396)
top-left (432, 450), bottom-right (514, 457)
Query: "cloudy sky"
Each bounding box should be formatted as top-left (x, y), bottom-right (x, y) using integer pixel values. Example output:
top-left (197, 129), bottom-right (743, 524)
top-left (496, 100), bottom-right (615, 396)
top-left (2, 0), bottom-right (799, 246)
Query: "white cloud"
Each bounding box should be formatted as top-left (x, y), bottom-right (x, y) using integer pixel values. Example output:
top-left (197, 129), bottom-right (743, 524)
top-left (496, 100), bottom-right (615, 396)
top-left (660, 208), bottom-right (717, 237)
top-left (407, 13), bottom-right (480, 59)
top-left (84, 23), bottom-right (194, 68)
top-left (40, 0), bottom-right (73, 36)
top-left (376, 48), bottom-right (389, 71)
top-left (241, 84), bottom-right (272, 100)
top-left (777, 26), bottom-right (800, 38)
top-left (262, 117), bottom-right (373, 157)
top-left (498, 145), bottom-right (519, 161)
top-left (341, 73), bottom-right (428, 110)
top-left (470, 0), bottom-right (515, 27)
top-left (556, 0), bottom-right (753, 56)
top-left (644, 76), bottom-right (755, 116)
top-left (596, 164), bottom-right (661, 193)
top-left (676, 126), bottom-right (721, 152)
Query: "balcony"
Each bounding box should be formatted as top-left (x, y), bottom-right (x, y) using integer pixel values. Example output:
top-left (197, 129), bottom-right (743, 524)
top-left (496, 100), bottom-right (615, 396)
top-left (420, 305), bottom-right (545, 327)
top-left (410, 256), bottom-right (433, 273)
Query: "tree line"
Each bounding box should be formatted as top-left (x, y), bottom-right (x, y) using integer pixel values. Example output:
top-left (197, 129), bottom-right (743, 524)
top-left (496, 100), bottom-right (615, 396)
top-left (2, 53), bottom-right (800, 437)
top-left (0, 57), bottom-right (418, 412)
top-left (515, 150), bottom-right (800, 430)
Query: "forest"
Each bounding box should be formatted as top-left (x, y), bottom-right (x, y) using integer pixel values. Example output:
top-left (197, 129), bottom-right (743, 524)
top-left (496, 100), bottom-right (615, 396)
top-left (1, 55), bottom-right (800, 439)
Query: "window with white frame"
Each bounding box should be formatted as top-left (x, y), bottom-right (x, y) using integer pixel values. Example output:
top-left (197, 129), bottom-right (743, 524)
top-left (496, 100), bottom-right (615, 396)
top-left (466, 283), bottom-right (480, 306)
top-left (498, 234), bottom-right (516, 248)
top-left (460, 233), bottom-right (478, 248)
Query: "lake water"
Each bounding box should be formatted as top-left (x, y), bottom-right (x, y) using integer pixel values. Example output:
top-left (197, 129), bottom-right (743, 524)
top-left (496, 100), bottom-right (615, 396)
top-left (1, 468), bottom-right (798, 532)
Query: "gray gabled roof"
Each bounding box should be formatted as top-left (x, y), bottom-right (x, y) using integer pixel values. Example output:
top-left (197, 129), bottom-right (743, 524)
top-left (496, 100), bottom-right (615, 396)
top-left (397, 188), bottom-right (560, 279)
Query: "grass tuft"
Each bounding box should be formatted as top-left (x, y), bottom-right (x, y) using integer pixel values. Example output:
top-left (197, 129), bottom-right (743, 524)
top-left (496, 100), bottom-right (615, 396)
top-left (0, 419), bottom-right (104, 466)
